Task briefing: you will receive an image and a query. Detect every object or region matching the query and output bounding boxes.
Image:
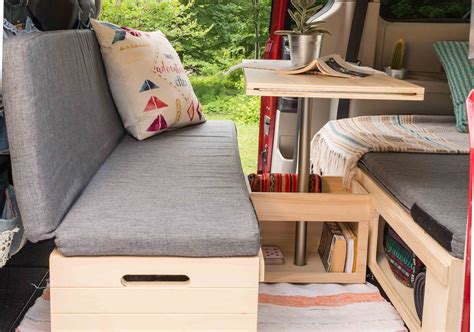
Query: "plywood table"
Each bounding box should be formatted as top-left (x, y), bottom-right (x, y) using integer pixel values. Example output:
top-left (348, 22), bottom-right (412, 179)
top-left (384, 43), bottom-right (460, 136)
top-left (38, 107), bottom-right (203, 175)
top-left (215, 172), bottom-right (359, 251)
top-left (244, 60), bottom-right (425, 266)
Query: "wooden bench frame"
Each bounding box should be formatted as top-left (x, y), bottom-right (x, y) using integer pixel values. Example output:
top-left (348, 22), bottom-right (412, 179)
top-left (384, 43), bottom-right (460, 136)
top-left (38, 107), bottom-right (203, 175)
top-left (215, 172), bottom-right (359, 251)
top-left (356, 169), bottom-right (464, 332)
top-left (49, 171), bottom-right (463, 331)
top-left (251, 173), bottom-right (464, 331)
top-left (49, 250), bottom-right (263, 331)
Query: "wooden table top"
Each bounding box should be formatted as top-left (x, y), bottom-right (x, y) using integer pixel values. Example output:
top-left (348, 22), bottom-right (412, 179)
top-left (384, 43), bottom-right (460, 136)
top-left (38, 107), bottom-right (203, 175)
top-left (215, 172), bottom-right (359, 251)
top-left (243, 60), bottom-right (425, 101)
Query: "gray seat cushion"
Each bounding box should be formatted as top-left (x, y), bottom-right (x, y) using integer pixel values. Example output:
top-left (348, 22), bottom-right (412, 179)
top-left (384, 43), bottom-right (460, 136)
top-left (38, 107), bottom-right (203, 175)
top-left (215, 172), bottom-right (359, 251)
top-left (3, 30), bottom-right (125, 242)
top-left (358, 153), bottom-right (469, 258)
top-left (55, 121), bottom-right (261, 257)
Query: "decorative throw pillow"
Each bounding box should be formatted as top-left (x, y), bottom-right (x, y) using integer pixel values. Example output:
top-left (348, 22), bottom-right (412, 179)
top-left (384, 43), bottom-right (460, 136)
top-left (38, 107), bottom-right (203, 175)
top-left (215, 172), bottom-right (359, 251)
top-left (90, 19), bottom-right (205, 140)
top-left (434, 41), bottom-right (474, 133)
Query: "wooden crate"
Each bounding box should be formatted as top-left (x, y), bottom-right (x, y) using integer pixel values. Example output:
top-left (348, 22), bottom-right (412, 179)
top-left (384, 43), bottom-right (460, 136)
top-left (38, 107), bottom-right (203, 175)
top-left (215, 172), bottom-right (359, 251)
top-left (250, 176), bottom-right (370, 284)
top-left (50, 250), bottom-right (261, 331)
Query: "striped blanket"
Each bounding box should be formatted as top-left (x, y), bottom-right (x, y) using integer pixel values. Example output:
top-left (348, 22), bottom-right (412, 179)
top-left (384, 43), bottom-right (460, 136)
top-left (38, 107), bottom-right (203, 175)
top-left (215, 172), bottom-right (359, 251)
top-left (310, 115), bottom-right (469, 186)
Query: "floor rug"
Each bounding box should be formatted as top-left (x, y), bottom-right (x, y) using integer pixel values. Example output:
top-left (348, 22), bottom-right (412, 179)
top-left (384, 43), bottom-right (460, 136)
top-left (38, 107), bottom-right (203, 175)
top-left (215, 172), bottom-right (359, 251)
top-left (258, 283), bottom-right (407, 332)
top-left (17, 283), bottom-right (407, 331)
top-left (16, 288), bottom-right (50, 332)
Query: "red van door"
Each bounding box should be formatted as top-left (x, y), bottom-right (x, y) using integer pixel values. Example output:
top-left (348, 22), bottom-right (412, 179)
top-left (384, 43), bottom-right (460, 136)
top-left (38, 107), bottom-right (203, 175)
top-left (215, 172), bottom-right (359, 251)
top-left (257, 0), bottom-right (289, 173)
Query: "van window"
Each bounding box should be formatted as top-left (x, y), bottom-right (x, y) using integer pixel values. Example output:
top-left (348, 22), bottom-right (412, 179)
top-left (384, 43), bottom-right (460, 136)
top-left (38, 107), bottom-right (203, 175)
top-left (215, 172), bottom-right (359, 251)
top-left (380, 0), bottom-right (471, 22)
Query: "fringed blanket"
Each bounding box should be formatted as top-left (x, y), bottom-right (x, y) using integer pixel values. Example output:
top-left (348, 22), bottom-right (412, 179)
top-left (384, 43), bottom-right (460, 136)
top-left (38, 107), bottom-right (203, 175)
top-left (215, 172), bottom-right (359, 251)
top-left (310, 115), bottom-right (469, 186)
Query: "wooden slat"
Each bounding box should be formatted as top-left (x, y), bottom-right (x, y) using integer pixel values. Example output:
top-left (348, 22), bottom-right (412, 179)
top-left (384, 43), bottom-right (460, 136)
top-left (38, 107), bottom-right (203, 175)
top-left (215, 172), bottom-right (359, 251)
top-left (50, 250), bottom-right (260, 288)
top-left (250, 192), bottom-right (370, 222)
top-left (357, 169), bottom-right (456, 285)
top-left (244, 62), bottom-right (425, 100)
top-left (321, 176), bottom-right (348, 193)
top-left (50, 288), bottom-right (258, 314)
top-left (51, 313), bottom-right (257, 331)
top-left (370, 253), bottom-right (421, 331)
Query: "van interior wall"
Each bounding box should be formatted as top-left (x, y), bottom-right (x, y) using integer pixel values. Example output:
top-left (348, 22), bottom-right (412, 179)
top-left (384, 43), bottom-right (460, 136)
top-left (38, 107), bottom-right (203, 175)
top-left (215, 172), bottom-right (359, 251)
top-left (272, 0), bottom-right (470, 172)
top-left (347, 18), bottom-right (470, 118)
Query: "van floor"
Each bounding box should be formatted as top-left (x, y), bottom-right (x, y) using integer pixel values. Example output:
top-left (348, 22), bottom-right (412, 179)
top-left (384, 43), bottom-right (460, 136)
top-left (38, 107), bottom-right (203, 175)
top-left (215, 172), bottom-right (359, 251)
top-left (0, 240), bottom-right (54, 331)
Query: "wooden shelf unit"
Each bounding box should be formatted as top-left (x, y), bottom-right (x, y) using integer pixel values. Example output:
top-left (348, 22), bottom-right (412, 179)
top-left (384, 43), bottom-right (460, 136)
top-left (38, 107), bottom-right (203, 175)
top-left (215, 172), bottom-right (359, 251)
top-left (357, 169), bottom-right (464, 331)
top-left (250, 177), bottom-right (370, 284)
top-left (371, 217), bottom-right (421, 331)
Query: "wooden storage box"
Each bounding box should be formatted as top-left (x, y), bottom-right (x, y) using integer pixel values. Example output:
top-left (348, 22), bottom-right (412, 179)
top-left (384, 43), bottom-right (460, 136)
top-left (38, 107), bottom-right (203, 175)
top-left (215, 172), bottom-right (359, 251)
top-left (357, 169), bottom-right (464, 331)
top-left (249, 176), bottom-right (370, 284)
top-left (50, 250), bottom-right (262, 331)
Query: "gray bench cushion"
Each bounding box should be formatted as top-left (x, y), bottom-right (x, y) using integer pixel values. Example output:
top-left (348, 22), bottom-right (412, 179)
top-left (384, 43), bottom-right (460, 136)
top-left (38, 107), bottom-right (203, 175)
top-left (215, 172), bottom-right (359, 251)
top-left (3, 30), bottom-right (125, 242)
top-left (55, 121), bottom-right (261, 257)
top-left (358, 153), bottom-right (468, 258)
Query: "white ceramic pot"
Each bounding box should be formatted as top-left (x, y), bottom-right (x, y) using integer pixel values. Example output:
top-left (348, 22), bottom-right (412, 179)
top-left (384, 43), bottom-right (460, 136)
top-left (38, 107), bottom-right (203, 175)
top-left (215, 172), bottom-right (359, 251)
top-left (385, 67), bottom-right (407, 80)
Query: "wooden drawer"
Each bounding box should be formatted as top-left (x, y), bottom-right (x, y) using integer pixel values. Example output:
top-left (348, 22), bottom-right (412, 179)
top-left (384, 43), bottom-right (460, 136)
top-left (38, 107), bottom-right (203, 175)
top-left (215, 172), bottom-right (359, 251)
top-left (50, 250), bottom-right (260, 331)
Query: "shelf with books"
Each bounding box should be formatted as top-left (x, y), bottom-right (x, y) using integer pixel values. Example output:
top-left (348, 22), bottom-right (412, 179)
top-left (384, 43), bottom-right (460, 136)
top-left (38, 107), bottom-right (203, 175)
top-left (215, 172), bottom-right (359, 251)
top-left (249, 176), bottom-right (370, 284)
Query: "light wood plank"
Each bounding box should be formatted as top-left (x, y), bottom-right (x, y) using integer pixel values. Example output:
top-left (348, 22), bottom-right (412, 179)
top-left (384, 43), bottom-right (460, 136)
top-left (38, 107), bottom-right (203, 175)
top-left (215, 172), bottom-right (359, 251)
top-left (260, 220), bottom-right (367, 284)
top-left (422, 259), bottom-right (464, 332)
top-left (370, 252), bottom-right (421, 331)
top-left (50, 288), bottom-right (258, 314)
top-left (321, 176), bottom-right (348, 193)
top-left (251, 192), bottom-right (370, 222)
top-left (357, 169), bottom-right (455, 285)
top-left (244, 62), bottom-right (424, 100)
top-left (50, 250), bottom-right (260, 288)
top-left (264, 251), bottom-right (366, 283)
top-left (362, 170), bottom-right (465, 331)
top-left (51, 313), bottom-right (257, 331)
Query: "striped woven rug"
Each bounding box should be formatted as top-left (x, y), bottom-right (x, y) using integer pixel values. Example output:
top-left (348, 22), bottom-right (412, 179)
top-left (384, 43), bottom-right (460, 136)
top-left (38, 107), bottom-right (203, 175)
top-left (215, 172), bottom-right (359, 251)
top-left (258, 283), bottom-right (407, 331)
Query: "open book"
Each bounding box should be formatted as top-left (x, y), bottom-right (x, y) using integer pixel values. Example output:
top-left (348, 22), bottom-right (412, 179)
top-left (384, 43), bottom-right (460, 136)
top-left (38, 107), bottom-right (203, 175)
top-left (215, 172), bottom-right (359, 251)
top-left (277, 54), bottom-right (380, 78)
top-left (226, 54), bottom-right (382, 78)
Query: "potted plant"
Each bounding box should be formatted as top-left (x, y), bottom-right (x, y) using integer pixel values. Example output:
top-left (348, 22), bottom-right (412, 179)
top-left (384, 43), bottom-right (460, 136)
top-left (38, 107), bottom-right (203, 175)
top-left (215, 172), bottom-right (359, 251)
top-left (385, 38), bottom-right (407, 79)
top-left (275, 0), bottom-right (330, 68)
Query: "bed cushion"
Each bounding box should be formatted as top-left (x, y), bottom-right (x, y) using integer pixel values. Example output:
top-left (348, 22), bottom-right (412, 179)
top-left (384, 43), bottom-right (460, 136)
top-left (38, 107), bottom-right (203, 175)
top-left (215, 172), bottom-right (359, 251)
top-left (358, 153), bottom-right (468, 258)
top-left (55, 120), bottom-right (260, 257)
top-left (3, 30), bottom-right (125, 243)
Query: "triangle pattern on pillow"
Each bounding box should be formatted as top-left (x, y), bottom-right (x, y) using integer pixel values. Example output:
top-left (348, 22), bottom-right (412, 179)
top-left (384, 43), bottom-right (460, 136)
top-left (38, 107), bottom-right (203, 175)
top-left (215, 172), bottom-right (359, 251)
top-left (196, 102), bottom-right (203, 121)
top-left (147, 114), bottom-right (168, 132)
top-left (139, 80), bottom-right (159, 92)
top-left (144, 96), bottom-right (168, 112)
top-left (112, 30), bottom-right (126, 44)
top-left (187, 101), bottom-right (195, 121)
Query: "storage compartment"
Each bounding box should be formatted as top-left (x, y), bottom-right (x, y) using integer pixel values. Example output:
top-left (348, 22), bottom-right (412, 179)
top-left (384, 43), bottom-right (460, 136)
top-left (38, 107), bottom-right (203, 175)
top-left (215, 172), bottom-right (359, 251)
top-left (373, 218), bottom-right (423, 328)
top-left (49, 250), bottom-right (261, 331)
top-left (249, 176), bottom-right (370, 284)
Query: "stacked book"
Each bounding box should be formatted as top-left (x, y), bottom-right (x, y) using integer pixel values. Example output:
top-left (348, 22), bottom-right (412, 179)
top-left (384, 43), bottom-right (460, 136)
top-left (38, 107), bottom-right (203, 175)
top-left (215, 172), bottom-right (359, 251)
top-left (318, 222), bottom-right (358, 273)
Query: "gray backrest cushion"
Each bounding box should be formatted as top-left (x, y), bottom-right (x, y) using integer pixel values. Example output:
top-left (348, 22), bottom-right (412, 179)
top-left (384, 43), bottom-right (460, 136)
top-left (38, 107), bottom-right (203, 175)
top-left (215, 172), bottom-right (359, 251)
top-left (3, 30), bottom-right (125, 242)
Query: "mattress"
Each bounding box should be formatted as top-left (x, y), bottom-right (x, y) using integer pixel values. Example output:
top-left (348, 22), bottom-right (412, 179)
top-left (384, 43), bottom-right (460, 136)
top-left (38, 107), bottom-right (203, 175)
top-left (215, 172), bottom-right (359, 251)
top-left (358, 153), bottom-right (469, 259)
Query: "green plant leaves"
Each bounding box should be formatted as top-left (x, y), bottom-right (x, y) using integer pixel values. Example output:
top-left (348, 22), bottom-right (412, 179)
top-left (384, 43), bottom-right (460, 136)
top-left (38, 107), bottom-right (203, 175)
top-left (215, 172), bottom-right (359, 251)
top-left (284, 0), bottom-right (330, 35)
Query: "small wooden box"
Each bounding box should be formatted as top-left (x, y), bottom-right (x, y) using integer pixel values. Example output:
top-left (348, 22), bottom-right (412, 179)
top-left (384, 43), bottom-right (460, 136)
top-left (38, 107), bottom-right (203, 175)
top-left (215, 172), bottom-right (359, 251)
top-left (50, 250), bottom-right (261, 331)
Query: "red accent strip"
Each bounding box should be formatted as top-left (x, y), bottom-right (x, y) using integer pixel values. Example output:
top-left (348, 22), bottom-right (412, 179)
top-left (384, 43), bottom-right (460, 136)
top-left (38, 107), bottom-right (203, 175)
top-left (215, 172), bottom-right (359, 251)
top-left (462, 89), bottom-right (474, 332)
top-left (257, 0), bottom-right (289, 173)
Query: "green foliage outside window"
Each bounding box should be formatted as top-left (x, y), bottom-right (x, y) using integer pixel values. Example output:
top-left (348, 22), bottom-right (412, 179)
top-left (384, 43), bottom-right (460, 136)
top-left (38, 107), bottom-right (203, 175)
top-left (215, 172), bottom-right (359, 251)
top-left (381, 0), bottom-right (471, 20)
top-left (101, 0), bottom-right (272, 173)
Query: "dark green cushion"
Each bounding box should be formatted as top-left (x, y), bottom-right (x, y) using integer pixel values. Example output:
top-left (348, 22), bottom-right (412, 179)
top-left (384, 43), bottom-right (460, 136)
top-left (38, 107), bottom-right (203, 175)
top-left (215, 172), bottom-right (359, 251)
top-left (434, 41), bottom-right (473, 133)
